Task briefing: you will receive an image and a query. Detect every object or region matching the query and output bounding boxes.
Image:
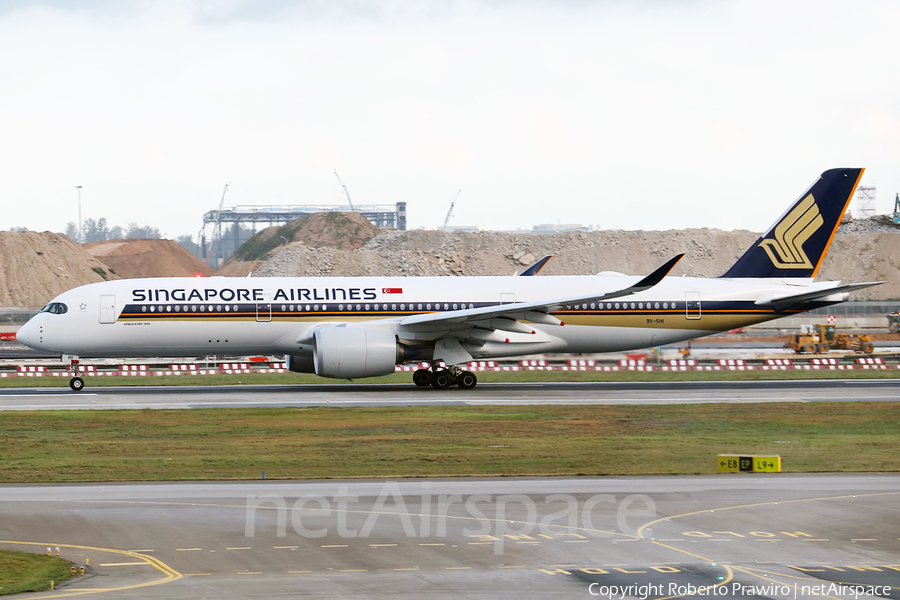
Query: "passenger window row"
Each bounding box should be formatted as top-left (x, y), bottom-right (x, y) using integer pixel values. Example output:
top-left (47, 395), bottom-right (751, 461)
top-left (567, 302), bottom-right (681, 310)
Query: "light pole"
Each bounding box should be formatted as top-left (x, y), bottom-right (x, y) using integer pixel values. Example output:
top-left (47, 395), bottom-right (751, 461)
top-left (75, 186), bottom-right (83, 243)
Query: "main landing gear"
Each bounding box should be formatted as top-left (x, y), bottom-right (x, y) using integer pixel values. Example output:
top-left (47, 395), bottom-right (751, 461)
top-left (412, 365), bottom-right (478, 390)
top-left (66, 356), bottom-right (85, 391)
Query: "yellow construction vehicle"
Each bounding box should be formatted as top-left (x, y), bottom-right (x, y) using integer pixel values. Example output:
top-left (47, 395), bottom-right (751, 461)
top-left (888, 311), bottom-right (900, 333)
top-left (785, 324), bottom-right (875, 354)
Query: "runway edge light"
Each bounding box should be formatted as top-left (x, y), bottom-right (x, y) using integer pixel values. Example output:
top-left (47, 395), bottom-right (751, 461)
top-left (717, 454), bottom-right (781, 473)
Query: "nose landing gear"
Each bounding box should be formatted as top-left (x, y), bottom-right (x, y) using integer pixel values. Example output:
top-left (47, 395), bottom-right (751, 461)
top-left (412, 364), bottom-right (478, 390)
top-left (66, 356), bottom-right (85, 392)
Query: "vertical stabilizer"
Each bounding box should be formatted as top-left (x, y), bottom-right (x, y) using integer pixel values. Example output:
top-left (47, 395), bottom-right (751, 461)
top-left (721, 168), bottom-right (864, 279)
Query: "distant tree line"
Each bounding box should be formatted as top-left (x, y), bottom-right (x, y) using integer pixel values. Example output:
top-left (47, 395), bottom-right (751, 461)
top-left (68, 219), bottom-right (203, 258)
top-left (176, 234), bottom-right (200, 257)
top-left (10, 221), bottom-right (229, 262)
top-left (63, 218), bottom-right (162, 243)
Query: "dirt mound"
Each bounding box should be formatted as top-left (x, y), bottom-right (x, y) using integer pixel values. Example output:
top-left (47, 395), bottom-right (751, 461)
top-left (256, 228), bottom-right (762, 279)
top-left (0, 231), bottom-right (118, 309)
top-left (292, 211), bottom-right (381, 249)
top-left (215, 260), bottom-right (263, 277)
top-left (255, 221), bottom-right (900, 301)
top-left (225, 212), bottom-right (382, 266)
top-left (836, 214), bottom-right (899, 235)
top-left (8, 216), bottom-right (896, 313)
top-left (84, 239), bottom-right (216, 279)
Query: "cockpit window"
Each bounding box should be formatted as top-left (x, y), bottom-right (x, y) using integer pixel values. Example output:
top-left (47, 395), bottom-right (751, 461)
top-left (40, 302), bottom-right (68, 314)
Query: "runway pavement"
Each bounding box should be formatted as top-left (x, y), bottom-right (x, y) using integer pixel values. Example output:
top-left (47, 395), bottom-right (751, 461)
top-left (0, 379), bottom-right (899, 410)
top-left (1, 475), bottom-right (898, 599)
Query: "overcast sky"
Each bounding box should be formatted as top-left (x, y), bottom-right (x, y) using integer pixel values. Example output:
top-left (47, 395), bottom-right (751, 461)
top-left (1, 0), bottom-right (898, 240)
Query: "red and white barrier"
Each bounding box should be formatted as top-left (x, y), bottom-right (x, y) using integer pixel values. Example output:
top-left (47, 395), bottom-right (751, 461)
top-left (856, 357), bottom-right (884, 364)
top-left (569, 359), bottom-right (596, 367)
top-left (7, 351), bottom-right (900, 380)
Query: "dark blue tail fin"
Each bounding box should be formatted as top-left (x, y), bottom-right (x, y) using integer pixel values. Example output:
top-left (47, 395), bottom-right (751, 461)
top-left (721, 168), bottom-right (863, 279)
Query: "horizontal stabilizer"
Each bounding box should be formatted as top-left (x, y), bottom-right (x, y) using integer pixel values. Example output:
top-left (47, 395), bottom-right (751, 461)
top-left (756, 281), bottom-right (884, 310)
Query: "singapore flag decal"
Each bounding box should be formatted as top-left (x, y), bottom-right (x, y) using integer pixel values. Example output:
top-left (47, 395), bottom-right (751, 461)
top-left (382, 288), bottom-right (403, 294)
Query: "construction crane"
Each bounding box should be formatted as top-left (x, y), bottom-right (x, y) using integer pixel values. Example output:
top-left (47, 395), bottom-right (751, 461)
top-left (206, 183), bottom-right (229, 266)
top-left (333, 169), bottom-right (355, 211)
top-left (443, 190), bottom-right (461, 228)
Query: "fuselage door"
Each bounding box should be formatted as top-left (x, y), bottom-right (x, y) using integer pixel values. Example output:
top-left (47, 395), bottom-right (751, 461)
top-left (256, 302), bottom-right (272, 322)
top-left (99, 294), bottom-right (117, 324)
top-left (685, 291), bottom-right (701, 320)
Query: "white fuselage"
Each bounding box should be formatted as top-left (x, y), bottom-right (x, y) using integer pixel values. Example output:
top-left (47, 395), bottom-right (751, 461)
top-left (17, 274), bottom-right (843, 360)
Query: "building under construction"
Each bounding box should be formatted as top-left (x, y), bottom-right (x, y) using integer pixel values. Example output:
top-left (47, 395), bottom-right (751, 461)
top-left (200, 202), bottom-right (407, 267)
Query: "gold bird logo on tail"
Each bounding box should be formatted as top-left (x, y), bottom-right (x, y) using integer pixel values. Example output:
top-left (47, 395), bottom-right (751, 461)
top-left (758, 194), bottom-right (823, 269)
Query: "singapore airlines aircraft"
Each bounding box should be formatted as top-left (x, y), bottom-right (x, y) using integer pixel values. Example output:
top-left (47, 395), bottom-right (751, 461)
top-left (17, 168), bottom-right (880, 391)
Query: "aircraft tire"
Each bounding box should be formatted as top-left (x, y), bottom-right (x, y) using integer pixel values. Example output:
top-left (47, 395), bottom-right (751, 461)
top-left (431, 370), bottom-right (451, 389)
top-left (412, 369), bottom-right (433, 387)
top-left (69, 377), bottom-right (85, 392)
top-left (457, 371), bottom-right (477, 389)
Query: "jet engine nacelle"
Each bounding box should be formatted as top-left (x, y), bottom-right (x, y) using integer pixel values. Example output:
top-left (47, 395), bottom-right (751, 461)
top-left (313, 327), bottom-right (400, 379)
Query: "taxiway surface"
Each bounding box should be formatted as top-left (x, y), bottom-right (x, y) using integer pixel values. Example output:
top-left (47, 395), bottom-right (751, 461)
top-left (1, 475), bottom-right (898, 599)
top-left (0, 379), bottom-right (899, 410)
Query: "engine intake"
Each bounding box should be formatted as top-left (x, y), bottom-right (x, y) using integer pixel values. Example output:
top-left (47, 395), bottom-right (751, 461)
top-left (313, 327), bottom-right (400, 379)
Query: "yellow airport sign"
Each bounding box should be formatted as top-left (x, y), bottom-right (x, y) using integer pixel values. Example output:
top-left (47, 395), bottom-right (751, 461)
top-left (718, 455), bottom-right (781, 473)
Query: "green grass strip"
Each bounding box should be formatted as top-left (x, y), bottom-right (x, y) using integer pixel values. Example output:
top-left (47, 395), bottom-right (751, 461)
top-left (0, 550), bottom-right (72, 596)
top-left (0, 403), bottom-right (898, 483)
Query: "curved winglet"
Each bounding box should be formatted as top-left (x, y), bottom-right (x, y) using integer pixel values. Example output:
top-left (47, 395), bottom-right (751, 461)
top-left (630, 253), bottom-right (684, 291)
top-left (519, 255), bottom-right (553, 276)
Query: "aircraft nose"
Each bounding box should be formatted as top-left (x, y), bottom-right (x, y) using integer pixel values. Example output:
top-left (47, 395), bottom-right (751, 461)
top-left (16, 318), bottom-right (37, 348)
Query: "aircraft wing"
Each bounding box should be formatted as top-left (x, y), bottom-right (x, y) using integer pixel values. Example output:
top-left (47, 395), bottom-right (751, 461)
top-left (756, 281), bottom-right (884, 311)
top-left (399, 254), bottom-right (684, 332)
